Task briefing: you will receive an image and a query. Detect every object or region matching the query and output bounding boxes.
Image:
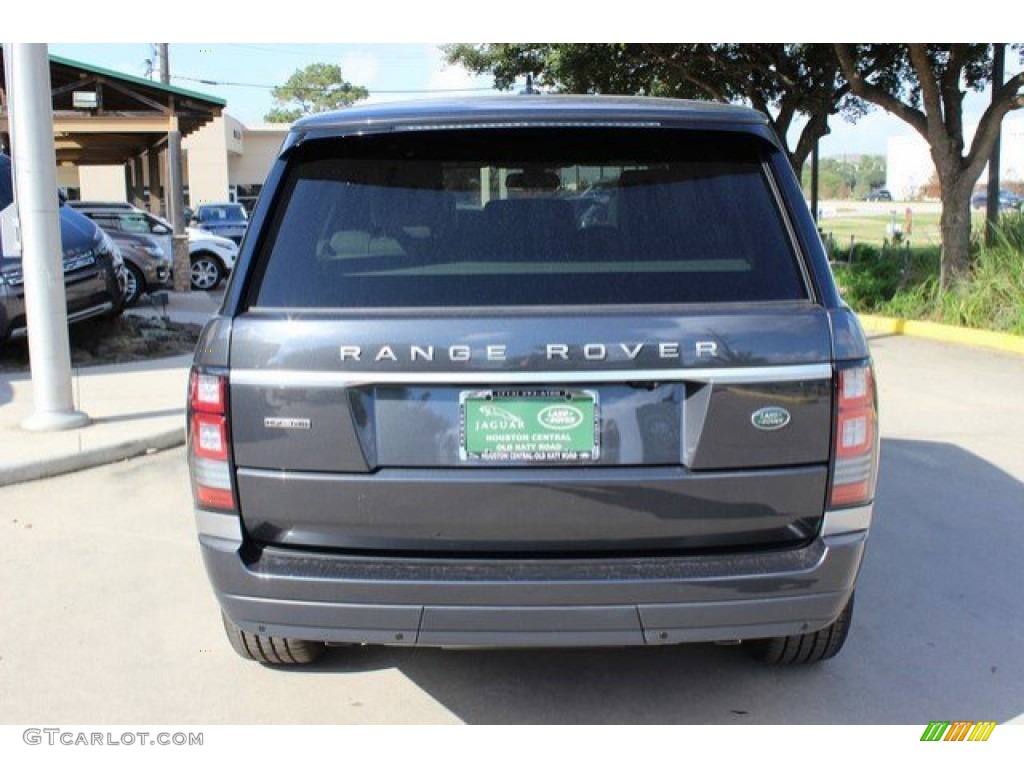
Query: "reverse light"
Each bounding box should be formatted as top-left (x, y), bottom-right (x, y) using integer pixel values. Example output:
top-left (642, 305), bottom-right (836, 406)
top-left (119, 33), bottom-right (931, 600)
top-left (190, 371), bottom-right (226, 413)
top-left (829, 363), bottom-right (878, 508)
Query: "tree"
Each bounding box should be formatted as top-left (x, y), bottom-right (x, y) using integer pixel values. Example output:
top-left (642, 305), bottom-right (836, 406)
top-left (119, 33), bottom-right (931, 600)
top-left (444, 44), bottom-right (891, 178)
top-left (800, 156), bottom-right (886, 199)
top-left (853, 155), bottom-right (887, 199)
top-left (264, 62), bottom-right (369, 123)
top-left (835, 44), bottom-right (1024, 289)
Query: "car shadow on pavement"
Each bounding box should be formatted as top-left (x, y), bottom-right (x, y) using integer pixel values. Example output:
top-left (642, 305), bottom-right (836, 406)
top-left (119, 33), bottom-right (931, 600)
top-left (0, 378), bottom-right (11, 406)
top-left (69, 354), bottom-right (194, 377)
top-left (277, 438), bottom-right (1024, 725)
top-left (89, 407), bottom-right (185, 425)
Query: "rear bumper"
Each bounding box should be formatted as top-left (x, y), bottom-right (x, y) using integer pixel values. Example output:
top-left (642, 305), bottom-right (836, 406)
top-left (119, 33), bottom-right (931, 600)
top-left (197, 505), bottom-right (871, 647)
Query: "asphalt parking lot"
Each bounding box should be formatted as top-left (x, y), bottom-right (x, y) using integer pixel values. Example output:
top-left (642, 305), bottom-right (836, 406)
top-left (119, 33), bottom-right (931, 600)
top-left (0, 334), bottom-right (1021, 724)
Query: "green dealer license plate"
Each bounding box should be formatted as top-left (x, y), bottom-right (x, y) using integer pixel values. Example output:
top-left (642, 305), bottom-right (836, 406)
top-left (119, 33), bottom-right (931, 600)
top-left (460, 389), bottom-right (599, 462)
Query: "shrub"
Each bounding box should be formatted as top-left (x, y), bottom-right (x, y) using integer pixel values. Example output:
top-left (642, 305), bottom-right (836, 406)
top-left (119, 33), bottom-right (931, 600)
top-left (832, 215), bottom-right (1024, 335)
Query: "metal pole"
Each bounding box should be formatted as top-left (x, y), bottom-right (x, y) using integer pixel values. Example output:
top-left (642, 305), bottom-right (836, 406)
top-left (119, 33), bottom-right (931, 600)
top-left (158, 44), bottom-right (189, 291)
top-left (810, 140), bottom-right (820, 225)
top-left (167, 122), bottom-right (190, 292)
top-left (6, 44), bottom-right (89, 430)
top-left (158, 43), bottom-right (170, 85)
top-left (985, 43), bottom-right (1005, 247)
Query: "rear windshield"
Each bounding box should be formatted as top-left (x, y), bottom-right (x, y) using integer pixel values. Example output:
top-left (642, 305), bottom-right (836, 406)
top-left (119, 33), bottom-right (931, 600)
top-left (251, 129), bottom-right (806, 308)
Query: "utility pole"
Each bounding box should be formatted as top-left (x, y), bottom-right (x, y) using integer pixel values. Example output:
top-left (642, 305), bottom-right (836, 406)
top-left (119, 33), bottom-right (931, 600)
top-left (4, 44), bottom-right (89, 430)
top-left (811, 140), bottom-right (820, 225)
top-left (156, 43), bottom-right (190, 291)
top-left (985, 43), bottom-right (1005, 248)
top-left (158, 43), bottom-right (170, 85)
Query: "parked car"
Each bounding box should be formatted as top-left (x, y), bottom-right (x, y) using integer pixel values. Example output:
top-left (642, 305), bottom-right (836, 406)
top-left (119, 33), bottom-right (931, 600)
top-left (971, 189), bottom-right (1022, 212)
top-left (190, 202), bottom-right (248, 245)
top-left (189, 97), bottom-right (879, 666)
top-left (0, 155), bottom-right (124, 340)
top-left (104, 231), bottom-right (172, 307)
top-left (69, 201), bottom-right (238, 291)
top-left (863, 188), bottom-right (892, 202)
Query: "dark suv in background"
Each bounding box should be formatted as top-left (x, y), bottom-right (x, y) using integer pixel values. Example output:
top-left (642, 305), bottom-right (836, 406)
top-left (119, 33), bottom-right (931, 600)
top-left (0, 154), bottom-right (124, 339)
top-left (188, 97), bottom-right (879, 666)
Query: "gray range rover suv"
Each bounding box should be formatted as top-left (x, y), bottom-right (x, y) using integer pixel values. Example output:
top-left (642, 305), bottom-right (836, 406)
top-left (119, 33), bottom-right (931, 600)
top-left (188, 97), bottom-right (879, 665)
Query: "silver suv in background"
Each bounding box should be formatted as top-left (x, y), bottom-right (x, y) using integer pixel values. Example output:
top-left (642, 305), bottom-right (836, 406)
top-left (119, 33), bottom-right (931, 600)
top-left (103, 230), bottom-right (172, 306)
top-left (68, 201), bottom-right (239, 291)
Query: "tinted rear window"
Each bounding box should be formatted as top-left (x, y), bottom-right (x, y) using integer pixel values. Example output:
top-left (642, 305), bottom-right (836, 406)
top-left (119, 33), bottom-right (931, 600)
top-left (252, 129), bottom-right (806, 308)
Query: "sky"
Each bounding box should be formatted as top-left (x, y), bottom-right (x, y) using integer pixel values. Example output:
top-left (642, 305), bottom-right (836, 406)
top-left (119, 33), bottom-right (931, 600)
top-left (48, 43), bottom-right (496, 124)
top-left (45, 41), bottom-right (1019, 160)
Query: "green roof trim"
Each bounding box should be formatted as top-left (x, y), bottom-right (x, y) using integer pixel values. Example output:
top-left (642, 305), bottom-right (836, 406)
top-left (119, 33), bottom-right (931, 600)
top-left (48, 53), bottom-right (227, 108)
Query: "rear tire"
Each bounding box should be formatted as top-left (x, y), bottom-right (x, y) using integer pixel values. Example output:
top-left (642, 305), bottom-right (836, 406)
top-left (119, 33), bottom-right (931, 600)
top-left (221, 612), bottom-right (325, 665)
top-left (745, 593), bottom-right (854, 664)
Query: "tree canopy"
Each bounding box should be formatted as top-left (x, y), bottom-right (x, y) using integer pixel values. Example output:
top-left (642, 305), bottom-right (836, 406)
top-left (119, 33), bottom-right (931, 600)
top-left (801, 155), bottom-right (887, 200)
top-left (444, 43), bottom-right (892, 176)
top-left (446, 43), bottom-right (1024, 290)
top-left (835, 44), bottom-right (1024, 286)
top-left (264, 62), bottom-right (369, 123)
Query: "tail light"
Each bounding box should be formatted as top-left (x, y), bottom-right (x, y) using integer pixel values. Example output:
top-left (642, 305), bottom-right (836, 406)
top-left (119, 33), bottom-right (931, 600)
top-left (829, 362), bottom-right (879, 508)
top-left (188, 369), bottom-right (235, 511)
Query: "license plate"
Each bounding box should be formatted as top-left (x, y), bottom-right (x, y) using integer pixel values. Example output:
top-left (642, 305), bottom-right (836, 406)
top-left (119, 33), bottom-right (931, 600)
top-left (460, 389), bottom-right (599, 462)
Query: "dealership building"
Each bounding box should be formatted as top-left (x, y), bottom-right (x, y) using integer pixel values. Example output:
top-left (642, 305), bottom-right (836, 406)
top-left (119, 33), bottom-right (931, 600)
top-left (0, 52), bottom-right (288, 216)
top-left (65, 112), bottom-right (289, 213)
top-left (886, 117), bottom-right (1024, 200)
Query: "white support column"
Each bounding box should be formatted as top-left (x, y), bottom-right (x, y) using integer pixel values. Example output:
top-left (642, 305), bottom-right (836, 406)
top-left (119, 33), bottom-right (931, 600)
top-left (7, 43), bottom-right (89, 431)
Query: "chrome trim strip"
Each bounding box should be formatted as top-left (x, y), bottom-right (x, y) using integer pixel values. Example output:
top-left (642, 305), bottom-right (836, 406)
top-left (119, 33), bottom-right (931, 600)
top-left (232, 363), bottom-right (832, 388)
top-left (822, 504), bottom-right (874, 536)
top-left (10, 302), bottom-right (115, 338)
top-left (194, 509), bottom-right (243, 542)
top-left (67, 302), bottom-right (113, 323)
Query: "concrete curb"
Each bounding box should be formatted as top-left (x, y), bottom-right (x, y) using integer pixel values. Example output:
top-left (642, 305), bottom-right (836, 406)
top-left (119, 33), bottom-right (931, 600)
top-left (859, 314), bottom-right (1024, 356)
top-left (0, 426), bottom-right (185, 487)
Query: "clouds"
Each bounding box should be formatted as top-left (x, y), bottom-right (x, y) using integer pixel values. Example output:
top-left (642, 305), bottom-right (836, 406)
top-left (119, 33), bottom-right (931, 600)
top-left (355, 44), bottom-right (496, 103)
top-left (424, 44), bottom-right (488, 96)
top-left (339, 50), bottom-right (381, 88)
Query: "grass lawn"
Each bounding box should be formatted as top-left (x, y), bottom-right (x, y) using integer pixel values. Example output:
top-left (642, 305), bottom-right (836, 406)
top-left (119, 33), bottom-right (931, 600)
top-left (817, 209), bottom-right (989, 249)
top-left (829, 212), bottom-right (1024, 335)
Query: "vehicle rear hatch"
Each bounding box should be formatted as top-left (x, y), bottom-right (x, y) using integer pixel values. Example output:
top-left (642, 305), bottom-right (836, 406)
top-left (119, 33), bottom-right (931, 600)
top-left (227, 126), bottom-right (834, 555)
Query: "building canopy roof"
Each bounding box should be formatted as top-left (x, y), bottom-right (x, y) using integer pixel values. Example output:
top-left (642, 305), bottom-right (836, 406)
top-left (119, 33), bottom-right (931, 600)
top-left (0, 51), bottom-right (225, 165)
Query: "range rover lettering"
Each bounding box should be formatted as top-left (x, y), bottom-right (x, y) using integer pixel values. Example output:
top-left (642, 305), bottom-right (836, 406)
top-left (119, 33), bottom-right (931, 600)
top-left (188, 97), bottom-right (879, 666)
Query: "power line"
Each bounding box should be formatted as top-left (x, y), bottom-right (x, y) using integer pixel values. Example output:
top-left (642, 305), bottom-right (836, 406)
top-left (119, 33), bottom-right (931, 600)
top-left (172, 74), bottom-right (495, 94)
top-left (221, 42), bottom-right (429, 61)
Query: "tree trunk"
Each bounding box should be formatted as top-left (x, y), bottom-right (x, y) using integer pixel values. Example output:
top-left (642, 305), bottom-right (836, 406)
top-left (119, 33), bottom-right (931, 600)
top-left (938, 174), bottom-right (974, 291)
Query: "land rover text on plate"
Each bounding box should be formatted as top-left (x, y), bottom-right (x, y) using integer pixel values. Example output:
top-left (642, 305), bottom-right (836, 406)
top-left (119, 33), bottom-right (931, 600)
top-left (188, 97), bottom-right (879, 665)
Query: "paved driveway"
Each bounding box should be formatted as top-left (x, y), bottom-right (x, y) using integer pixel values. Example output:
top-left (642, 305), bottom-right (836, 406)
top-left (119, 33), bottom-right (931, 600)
top-left (1, 335), bottom-right (1021, 724)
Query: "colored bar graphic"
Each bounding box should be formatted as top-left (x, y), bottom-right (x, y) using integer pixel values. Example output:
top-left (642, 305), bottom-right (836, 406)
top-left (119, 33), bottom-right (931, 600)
top-left (968, 722), bottom-right (997, 742)
top-left (945, 722), bottom-right (973, 741)
top-left (921, 720), bottom-right (996, 742)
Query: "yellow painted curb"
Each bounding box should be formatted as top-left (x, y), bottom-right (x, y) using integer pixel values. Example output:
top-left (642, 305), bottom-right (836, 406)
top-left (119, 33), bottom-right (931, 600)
top-left (859, 314), bottom-right (1024, 355)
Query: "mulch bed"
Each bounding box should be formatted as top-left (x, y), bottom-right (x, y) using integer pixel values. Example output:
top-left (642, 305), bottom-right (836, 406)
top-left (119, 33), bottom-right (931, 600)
top-left (0, 315), bottom-right (201, 372)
